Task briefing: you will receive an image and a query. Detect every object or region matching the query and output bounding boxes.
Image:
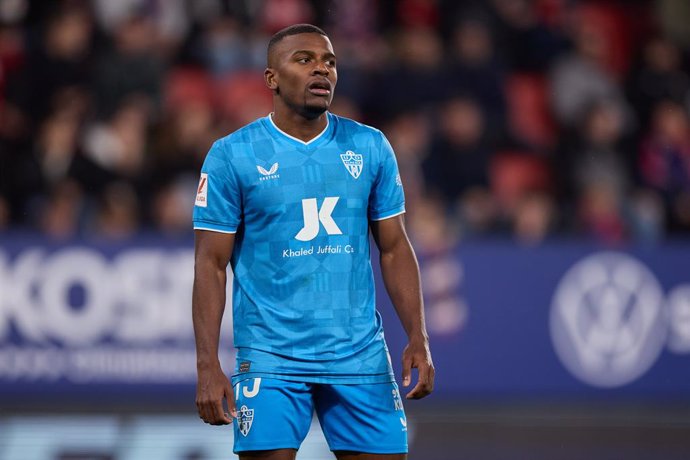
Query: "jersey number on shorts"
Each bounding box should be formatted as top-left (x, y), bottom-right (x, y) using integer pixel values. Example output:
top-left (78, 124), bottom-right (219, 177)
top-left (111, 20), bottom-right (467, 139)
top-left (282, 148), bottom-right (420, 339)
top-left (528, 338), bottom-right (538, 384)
top-left (235, 378), bottom-right (262, 400)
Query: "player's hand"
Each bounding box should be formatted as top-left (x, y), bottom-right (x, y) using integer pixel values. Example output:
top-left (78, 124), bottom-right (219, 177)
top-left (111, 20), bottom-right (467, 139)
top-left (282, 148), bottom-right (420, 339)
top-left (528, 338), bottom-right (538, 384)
top-left (196, 365), bottom-right (235, 425)
top-left (401, 337), bottom-right (435, 399)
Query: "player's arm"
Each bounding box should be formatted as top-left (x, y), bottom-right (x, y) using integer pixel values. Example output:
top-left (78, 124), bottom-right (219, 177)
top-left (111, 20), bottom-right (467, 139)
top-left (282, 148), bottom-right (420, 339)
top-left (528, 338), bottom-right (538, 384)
top-left (370, 215), bottom-right (434, 399)
top-left (193, 229), bottom-right (236, 425)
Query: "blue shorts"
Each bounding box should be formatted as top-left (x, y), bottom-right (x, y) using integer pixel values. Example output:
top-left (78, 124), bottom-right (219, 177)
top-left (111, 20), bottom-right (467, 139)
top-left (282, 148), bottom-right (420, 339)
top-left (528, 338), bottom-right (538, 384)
top-left (231, 377), bottom-right (408, 454)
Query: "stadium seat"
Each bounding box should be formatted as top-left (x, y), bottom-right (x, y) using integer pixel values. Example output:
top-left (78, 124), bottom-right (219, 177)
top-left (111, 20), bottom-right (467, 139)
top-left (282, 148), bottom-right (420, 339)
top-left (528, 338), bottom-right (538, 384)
top-left (164, 67), bottom-right (214, 111)
top-left (490, 151), bottom-right (553, 214)
top-left (575, 3), bottom-right (633, 77)
top-left (505, 73), bottom-right (556, 149)
top-left (214, 71), bottom-right (274, 127)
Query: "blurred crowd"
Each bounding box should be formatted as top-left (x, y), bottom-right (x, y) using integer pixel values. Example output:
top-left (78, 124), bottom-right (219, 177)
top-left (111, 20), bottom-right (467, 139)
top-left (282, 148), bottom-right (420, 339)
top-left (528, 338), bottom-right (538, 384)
top-left (1, 0), bottom-right (690, 249)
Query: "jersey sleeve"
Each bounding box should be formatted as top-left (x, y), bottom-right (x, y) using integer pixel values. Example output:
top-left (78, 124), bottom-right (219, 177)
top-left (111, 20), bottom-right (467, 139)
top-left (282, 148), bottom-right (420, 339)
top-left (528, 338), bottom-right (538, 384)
top-left (192, 140), bottom-right (242, 233)
top-left (368, 131), bottom-right (405, 221)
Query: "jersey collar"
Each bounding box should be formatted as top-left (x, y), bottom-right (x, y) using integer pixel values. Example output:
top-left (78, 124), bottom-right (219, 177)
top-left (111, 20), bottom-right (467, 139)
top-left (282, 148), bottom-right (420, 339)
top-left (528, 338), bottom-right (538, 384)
top-left (265, 112), bottom-right (333, 148)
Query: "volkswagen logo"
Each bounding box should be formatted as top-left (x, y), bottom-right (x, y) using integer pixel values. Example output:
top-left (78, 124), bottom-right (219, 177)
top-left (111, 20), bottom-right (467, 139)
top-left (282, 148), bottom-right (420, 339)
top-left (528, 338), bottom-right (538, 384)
top-left (550, 252), bottom-right (667, 387)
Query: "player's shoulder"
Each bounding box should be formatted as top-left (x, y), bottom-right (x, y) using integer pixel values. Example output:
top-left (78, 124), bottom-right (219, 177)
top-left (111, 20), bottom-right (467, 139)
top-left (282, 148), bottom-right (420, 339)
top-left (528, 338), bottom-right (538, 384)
top-left (211, 116), bottom-right (269, 159)
top-left (330, 113), bottom-right (394, 163)
top-left (330, 113), bottom-right (385, 141)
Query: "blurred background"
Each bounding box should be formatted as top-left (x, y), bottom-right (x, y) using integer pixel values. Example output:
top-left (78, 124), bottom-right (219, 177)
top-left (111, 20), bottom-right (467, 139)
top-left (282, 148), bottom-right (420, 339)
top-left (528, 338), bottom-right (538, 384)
top-left (1, 0), bottom-right (690, 458)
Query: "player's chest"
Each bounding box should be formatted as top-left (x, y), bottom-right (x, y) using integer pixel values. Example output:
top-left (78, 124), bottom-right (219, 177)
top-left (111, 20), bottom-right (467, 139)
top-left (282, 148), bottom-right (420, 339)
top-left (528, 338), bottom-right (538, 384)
top-left (239, 147), bottom-right (375, 207)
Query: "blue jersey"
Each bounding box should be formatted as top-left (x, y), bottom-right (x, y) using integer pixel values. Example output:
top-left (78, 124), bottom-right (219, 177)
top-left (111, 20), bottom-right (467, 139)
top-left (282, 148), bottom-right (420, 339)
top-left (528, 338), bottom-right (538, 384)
top-left (193, 112), bottom-right (404, 384)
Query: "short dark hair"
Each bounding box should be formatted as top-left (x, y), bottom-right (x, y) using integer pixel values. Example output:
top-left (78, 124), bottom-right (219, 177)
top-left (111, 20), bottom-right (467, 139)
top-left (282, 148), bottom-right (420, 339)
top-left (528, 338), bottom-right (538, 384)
top-left (267, 24), bottom-right (328, 65)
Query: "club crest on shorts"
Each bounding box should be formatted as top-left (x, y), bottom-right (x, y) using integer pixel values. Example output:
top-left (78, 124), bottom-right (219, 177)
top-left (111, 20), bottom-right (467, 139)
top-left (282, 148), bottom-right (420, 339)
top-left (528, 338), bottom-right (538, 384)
top-left (238, 405), bottom-right (254, 436)
top-left (340, 150), bottom-right (363, 179)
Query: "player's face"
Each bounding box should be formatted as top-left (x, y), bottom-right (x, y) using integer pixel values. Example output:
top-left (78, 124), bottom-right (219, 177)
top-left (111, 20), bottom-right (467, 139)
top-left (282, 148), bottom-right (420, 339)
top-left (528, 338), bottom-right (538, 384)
top-left (266, 33), bottom-right (338, 119)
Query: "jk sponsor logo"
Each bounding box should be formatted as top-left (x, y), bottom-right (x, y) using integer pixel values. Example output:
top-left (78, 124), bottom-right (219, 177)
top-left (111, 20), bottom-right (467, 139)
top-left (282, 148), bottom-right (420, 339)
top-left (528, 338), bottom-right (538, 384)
top-left (288, 197), bottom-right (354, 256)
top-left (295, 197), bottom-right (342, 241)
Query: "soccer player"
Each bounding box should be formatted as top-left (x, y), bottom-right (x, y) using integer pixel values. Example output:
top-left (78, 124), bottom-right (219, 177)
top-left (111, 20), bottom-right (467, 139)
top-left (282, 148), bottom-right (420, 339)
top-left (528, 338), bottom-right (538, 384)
top-left (192, 24), bottom-right (434, 460)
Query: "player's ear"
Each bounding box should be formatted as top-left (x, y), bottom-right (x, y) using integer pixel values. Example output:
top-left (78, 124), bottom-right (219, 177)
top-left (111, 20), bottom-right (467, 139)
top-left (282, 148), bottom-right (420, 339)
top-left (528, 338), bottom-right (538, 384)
top-left (265, 68), bottom-right (278, 93)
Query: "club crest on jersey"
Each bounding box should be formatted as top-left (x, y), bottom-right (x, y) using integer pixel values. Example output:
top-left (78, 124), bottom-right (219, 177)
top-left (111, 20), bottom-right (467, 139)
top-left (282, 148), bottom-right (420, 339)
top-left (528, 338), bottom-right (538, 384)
top-left (340, 151), bottom-right (363, 179)
top-left (238, 405), bottom-right (254, 436)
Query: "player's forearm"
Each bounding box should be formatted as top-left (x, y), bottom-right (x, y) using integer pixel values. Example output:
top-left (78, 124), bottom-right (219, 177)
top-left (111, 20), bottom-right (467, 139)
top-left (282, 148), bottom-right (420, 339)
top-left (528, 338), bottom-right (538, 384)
top-left (380, 241), bottom-right (429, 343)
top-left (192, 260), bottom-right (228, 370)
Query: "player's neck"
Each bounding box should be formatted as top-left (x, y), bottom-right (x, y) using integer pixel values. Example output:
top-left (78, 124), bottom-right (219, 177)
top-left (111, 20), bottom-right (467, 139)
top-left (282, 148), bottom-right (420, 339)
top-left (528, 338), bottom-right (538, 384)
top-left (270, 109), bottom-right (328, 143)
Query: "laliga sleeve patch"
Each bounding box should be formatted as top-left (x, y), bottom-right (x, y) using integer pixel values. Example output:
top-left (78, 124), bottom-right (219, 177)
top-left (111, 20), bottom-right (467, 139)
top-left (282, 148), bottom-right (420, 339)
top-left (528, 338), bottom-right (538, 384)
top-left (195, 173), bottom-right (208, 207)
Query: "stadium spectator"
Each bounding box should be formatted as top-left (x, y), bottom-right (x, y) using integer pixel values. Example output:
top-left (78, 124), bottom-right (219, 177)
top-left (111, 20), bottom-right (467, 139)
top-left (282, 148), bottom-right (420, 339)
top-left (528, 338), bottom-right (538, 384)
top-left (550, 13), bottom-right (630, 129)
top-left (367, 25), bottom-right (446, 120)
top-left (151, 178), bottom-right (196, 235)
top-left (558, 100), bottom-right (635, 242)
top-left (80, 96), bottom-right (150, 187)
top-left (639, 99), bottom-right (690, 232)
top-left (91, 181), bottom-right (140, 239)
top-left (197, 15), bottom-right (253, 76)
top-left (557, 101), bottom-right (632, 211)
top-left (92, 11), bottom-right (163, 119)
top-left (4, 4), bottom-right (93, 125)
top-left (446, 18), bottom-right (507, 143)
top-left (626, 35), bottom-right (690, 130)
top-left (422, 95), bottom-right (497, 236)
top-left (0, 195), bottom-right (9, 230)
top-left (512, 191), bottom-right (557, 245)
top-left (383, 111), bottom-right (431, 215)
top-left (37, 179), bottom-right (84, 238)
top-left (490, 0), bottom-right (566, 73)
